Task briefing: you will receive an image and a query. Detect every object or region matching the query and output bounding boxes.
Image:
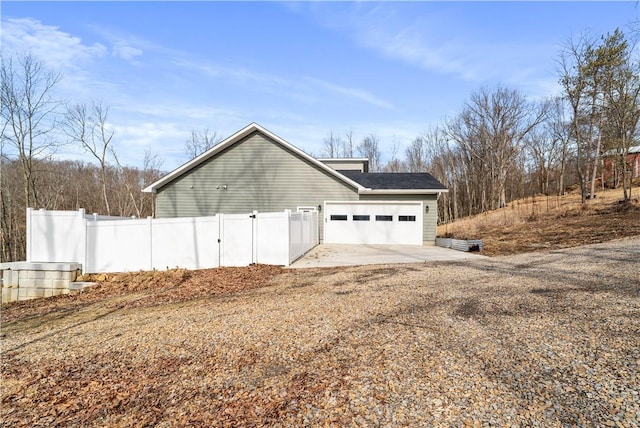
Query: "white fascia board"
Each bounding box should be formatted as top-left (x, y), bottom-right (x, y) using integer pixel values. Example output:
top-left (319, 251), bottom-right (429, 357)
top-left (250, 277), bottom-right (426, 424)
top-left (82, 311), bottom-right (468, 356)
top-left (142, 122), bottom-right (365, 193)
top-left (317, 158), bottom-right (369, 162)
top-left (358, 188), bottom-right (449, 195)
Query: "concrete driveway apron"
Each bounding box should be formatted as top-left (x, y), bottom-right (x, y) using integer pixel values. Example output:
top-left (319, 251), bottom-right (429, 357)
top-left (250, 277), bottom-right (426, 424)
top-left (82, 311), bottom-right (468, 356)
top-left (288, 244), bottom-right (486, 268)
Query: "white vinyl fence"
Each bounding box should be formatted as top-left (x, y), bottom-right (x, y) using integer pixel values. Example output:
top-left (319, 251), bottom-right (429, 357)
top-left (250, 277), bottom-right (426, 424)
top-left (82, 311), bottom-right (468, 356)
top-left (26, 208), bottom-right (318, 273)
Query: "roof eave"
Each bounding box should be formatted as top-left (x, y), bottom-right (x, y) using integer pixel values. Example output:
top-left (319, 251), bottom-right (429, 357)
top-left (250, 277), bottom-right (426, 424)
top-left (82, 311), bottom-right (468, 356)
top-left (358, 188), bottom-right (449, 195)
top-left (317, 158), bottom-right (369, 162)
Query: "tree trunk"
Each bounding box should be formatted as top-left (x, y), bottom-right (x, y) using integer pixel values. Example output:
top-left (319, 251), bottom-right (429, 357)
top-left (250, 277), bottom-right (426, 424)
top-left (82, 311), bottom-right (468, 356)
top-left (590, 108), bottom-right (606, 200)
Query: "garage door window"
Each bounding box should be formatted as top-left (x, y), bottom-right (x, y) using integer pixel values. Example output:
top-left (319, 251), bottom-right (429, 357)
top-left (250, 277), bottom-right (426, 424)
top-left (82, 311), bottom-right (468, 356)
top-left (353, 215), bottom-right (370, 221)
top-left (330, 215), bottom-right (348, 221)
top-left (375, 215), bottom-right (393, 221)
top-left (399, 215), bottom-right (416, 222)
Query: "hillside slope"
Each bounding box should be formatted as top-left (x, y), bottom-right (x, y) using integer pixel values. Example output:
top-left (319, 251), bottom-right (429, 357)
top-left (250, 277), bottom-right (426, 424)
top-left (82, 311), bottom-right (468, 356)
top-left (437, 188), bottom-right (640, 256)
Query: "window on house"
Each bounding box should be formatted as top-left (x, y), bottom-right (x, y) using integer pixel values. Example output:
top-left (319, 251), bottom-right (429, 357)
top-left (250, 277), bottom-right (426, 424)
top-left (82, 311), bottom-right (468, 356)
top-left (330, 215), bottom-right (348, 221)
top-left (375, 215), bottom-right (393, 221)
top-left (398, 215), bottom-right (416, 222)
top-left (353, 215), bottom-right (370, 221)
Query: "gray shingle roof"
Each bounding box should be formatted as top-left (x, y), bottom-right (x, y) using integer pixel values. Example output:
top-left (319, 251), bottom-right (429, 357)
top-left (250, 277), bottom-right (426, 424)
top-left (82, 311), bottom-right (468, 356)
top-left (337, 170), bottom-right (447, 190)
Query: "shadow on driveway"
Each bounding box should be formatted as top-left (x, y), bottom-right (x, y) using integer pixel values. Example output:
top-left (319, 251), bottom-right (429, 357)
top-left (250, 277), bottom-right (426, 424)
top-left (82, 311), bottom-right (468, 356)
top-left (288, 244), bottom-right (487, 268)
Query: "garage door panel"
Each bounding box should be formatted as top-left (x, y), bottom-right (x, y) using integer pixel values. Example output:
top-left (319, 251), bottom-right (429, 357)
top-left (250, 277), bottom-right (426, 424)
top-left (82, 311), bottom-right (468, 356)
top-left (324, 201), bottom-right (422, 245)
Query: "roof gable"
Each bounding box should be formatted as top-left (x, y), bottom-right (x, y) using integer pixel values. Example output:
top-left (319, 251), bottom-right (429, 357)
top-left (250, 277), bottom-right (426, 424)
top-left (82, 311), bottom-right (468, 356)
top-left (143, 123), bottom-right (364, 193)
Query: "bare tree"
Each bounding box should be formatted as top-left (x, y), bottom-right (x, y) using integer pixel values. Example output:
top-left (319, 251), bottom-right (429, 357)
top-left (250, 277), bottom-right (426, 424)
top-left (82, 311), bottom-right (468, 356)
top-left (422, 126), bottom-right (462, 221)
top-left (343, 129), bottom-right (355, 158)
top-left (111, 147), bottom-right (164, 218)
top-left (559, 33), bottom-right (593, 202)
top-left (405, 136), bottom-right (427, 172)
top-left (1, 53), bottom-right (62, 209)
top-left (140, 149), bottom-right (164, 218)
top-left (547, 97), bottom-right (573, 195)
top-left (0, 156), bottom-right (23, 261)
top-left (446, 86), bottom-right (547, 212)
top-left (322, 131), bottom-right (341, 158)
top-left (524, 98), bottom-right (569, 195)
top-left (63, 101), bottom-right (114, 214)
top-left (357, 134), bottom-right (382, 172)
top-left (383, 138), bottom-right (405, 172)
top-left (185, 128), bottom-right (221, 159)
top-left (559, 29), bottom-right (629, 202)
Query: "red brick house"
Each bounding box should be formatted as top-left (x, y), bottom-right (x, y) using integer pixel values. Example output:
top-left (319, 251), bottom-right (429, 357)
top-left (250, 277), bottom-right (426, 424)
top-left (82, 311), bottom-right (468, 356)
top-left (602, 146), bottom-right (640, 186)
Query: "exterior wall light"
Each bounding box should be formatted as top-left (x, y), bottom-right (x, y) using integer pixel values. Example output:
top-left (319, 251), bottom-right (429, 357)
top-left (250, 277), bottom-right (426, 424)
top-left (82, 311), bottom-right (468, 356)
top-left (425, 205), bottom-right (429, 213)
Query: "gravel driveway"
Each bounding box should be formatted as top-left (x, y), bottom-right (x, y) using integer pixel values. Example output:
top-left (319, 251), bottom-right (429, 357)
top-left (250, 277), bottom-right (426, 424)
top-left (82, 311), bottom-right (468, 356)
top-left (2, 237), bottom-right (639, 426)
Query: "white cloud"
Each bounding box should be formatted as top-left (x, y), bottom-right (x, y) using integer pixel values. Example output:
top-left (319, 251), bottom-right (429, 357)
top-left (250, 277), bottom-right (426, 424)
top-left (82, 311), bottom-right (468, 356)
top-left (292, 3), bottom-right (553, 90)
top-left (172, 57), bottom-right (291, 88)
top-left (110, 98), bottom-right (246, 128)
top-left (112, 44), bottom-right (143, 60)
top-left (113, 121), bottom-right (187, 167)
top-left (83, 25), bottom-right (155, 63)
top-left (116, 122), bottom-right (183, 143)
top-left (173, 57), bottom-right (394, 110)
top-left (344, 8), bottom-right (503, 82)
top-left (2, 18), bottom-right (148, 68)
top-left (0, 17), bottom-right (121, 101)
top-left (307, 78), bottom-right (395, 110)
top-left (1, 18), bottom-right (107, 69)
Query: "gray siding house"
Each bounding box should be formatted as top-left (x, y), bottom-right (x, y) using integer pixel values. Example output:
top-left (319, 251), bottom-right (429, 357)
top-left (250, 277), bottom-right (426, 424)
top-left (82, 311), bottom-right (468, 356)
top-left (143, 123), bottom-right (447, 245)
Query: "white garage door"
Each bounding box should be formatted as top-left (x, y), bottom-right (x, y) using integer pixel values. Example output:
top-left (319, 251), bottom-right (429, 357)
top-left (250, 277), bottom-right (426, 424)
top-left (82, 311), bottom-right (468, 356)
top-left (324, 201), bottom-right (423, 245)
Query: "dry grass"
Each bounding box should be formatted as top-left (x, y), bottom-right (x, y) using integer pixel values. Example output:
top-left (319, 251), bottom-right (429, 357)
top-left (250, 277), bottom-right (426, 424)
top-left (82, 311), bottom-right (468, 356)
top-left (0, 265), bottom-right (283, 324)
top-left (437, 186), bottom-right (640, 256)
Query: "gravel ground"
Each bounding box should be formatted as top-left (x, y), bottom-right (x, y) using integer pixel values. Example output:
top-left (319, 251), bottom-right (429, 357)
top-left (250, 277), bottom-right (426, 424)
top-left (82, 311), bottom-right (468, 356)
top-left (2, 237), bottom-right (640, 427)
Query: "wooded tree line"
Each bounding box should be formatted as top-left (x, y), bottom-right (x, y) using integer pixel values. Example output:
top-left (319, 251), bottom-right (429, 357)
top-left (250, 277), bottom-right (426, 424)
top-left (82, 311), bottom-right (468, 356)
top-left (0, 158), bottom-right (162, 261)
top-left (321, 28), bottom-right (639, 222)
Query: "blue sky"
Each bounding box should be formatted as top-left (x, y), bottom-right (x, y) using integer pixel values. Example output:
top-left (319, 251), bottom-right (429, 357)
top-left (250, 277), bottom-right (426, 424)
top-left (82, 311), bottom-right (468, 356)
top-left (1, 1), bottom-right (638, 170)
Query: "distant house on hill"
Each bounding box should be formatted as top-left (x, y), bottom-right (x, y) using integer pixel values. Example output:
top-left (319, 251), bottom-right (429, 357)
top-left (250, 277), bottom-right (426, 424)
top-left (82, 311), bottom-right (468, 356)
top-left (602, 146), bottom-right (640, 186)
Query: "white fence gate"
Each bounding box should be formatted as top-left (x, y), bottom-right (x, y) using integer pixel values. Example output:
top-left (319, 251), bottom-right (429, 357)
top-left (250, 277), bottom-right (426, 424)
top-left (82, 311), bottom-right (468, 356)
top-left (219, 213), bottom-right (254, 267)
top-left (26, 208), bottom-right (318, 273)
